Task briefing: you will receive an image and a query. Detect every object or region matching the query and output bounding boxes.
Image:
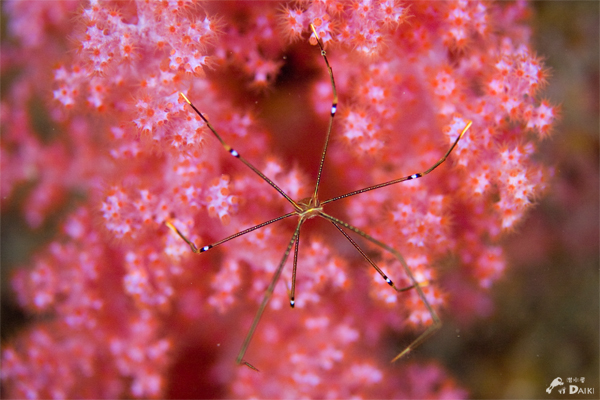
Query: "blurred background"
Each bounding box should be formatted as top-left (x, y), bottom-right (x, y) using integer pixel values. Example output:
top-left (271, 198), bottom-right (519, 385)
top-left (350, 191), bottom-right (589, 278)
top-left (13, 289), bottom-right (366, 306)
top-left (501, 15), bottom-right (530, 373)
top-left (1, 1), bottom-right (598, 399)
top-left (417, 2), bottom-right (599, 398)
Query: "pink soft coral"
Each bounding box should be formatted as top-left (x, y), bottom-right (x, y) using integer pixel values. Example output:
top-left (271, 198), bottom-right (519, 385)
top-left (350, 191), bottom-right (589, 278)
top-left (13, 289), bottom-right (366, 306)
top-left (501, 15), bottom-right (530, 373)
top-left (2, 1), bottom-right (555, 398)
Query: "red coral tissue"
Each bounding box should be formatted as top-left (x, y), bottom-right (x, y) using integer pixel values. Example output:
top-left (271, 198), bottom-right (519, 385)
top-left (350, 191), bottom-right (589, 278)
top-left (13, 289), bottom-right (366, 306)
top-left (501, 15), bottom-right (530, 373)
top-left (1, 1), bottom-right (556, 398)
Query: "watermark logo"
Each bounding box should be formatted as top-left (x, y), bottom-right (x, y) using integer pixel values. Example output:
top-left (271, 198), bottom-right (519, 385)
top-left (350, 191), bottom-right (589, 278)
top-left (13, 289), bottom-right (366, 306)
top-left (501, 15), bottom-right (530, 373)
top-left (547, 377), bottom-right (564, 394)
top-left (546, 377), bottom-right (595, 395)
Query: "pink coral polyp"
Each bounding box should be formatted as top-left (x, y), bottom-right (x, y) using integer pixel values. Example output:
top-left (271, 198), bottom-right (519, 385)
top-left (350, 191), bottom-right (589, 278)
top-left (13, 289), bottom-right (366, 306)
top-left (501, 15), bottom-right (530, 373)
top-left (2, 1), bottom-right (555, 398)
